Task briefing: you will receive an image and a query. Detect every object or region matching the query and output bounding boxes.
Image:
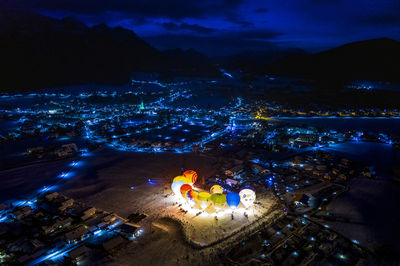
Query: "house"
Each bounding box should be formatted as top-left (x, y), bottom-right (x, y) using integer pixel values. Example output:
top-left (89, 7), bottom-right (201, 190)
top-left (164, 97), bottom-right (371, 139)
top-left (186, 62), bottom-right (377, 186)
top-left (81, 207), bottom-right (96, 221)
top-left (45, 192), bottom-right (59, 201)
top-left (119, 223), bottom-right (139, 238)
top-left (27, 146), bottom-right (44, 154)
top-left (0, 203), bottom-right (7, 211)
top-left (13, 206), bottom-right (32, 220)
top-left (65, 225), bottom-right (87, 243)
top-left (225, 178), bottom-right (238, 186)
top-left (56, 143), bottom-right (78, 158)
top-left (58, 199), bottom-right (74, 211)
top-left (68, 246), bottom-right (88, 264)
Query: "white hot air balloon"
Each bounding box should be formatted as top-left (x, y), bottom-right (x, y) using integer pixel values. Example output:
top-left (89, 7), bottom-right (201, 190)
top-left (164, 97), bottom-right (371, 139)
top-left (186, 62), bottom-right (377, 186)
top-left (171, 181), bottom-right (185, 196)
top-left (239, 188), bottom-right (256, 209)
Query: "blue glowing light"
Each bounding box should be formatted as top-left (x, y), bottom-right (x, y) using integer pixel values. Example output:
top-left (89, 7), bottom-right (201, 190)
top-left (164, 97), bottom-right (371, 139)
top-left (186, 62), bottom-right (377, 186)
top-left (39, 185), bottom-right (59, 193)
top-left (58, 172), bottom-right (75, 179)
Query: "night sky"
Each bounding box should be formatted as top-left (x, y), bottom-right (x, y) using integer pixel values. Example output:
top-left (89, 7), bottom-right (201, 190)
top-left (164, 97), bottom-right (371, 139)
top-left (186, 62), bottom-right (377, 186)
top-left (3, 0), bottom-right (400, 55)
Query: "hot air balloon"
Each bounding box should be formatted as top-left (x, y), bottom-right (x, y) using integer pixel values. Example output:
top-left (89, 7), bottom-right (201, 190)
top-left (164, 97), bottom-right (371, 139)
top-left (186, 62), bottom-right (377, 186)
top-left (198, 192), bottom-right (211, 210)
top-left (180, 184), bottom-right (192, 198)
top-left (239, 188), bottom-right (256, 209)
top-left (210, 185), bottom-right (223, 194)
top-left (210, 193), bottom-right (227, 208)
top-left (226, 192), bottom-right (241, 209)
top-left (225, 170), bottom-right (233, 177)
top-left (173, 175), bottom-right (188, 184)
top-left (186, 189), bottom-right (199, 206)
top-left (183, 170), bottom-right (198, 184)
top-left (171, 181), bottom-right (185, 195)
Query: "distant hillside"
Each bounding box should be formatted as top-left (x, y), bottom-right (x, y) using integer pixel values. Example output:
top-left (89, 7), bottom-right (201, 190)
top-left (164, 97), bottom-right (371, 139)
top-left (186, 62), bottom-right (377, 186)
top-left (0, 11), bottom-right (219, 90)
top-left (217, 48), bottom-right (307, 72)
top-left (269, 38), bottom-right (400, 83)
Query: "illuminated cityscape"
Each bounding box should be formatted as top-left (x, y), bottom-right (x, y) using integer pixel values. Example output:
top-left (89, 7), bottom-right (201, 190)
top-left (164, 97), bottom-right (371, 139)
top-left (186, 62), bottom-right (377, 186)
top-left (1, 1), bottom-right (400, 265)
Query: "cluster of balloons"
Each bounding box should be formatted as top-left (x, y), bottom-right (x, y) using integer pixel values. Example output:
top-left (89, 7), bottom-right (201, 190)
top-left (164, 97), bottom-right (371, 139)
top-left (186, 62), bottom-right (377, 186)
top-left (171, 171), bottom-right (256, 211)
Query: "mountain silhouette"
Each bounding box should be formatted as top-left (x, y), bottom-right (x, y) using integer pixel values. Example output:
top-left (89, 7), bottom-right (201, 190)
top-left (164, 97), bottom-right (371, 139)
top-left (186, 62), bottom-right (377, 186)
top-left (269, 38), bottom-right (400, 83)
top-left (0, 10), bottom-right (219, 90)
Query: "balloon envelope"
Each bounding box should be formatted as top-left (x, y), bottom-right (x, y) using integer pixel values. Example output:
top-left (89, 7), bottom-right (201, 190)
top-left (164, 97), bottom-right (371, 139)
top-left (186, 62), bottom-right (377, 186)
top-left (183, 170), bottom-right (198, 183)
top-left (180, 184), bottom-right (192, 198)
top-left (186, 189), bottom-right (199, 205)
top-left (239, 188), bottom-right (256, 208)
top-left (210, 185), bottom-right (223, 194)
top-left (226, 192), bottom-right (241, 209)
top-left (210, 193), bottom-right (226, 208)
top-left (171, 181), bottom-right (185, 195)
top-left (173, 176), bottom-right (187, 184)
top-left (198, 192), bottom-right (211, 210)
top-left (186, 189), bottom-right (199, 201)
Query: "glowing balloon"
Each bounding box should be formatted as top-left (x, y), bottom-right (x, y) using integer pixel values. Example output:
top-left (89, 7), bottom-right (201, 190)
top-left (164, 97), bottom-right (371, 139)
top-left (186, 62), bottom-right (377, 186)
top-left (210, 185), bottom-right (223, 194)
top-left (239, 188), bottom-right (256, 209)
top-left (171, 181), bottom-right (185, 195)
top-left (186, 189), bottom-right (199, 206)
top-left (226, 192), bottom-right (241, 209)
top-left (183, 170), bottom-right (198, 183)
top-left (173, 175), bottom-right (188, 184)
top-left (225, 170), bottom-right (233, 177)
top-left (180, 184), bottom-right (192, 198)
top-left (210, 193), bottom-right (226, 208)
top-left (198, 192), bottom-right (211, 210)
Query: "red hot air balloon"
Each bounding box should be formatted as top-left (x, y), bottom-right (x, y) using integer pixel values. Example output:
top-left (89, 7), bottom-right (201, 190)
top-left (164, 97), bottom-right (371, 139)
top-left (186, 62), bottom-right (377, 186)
top-left (180, 184), bottom-right (192, 198)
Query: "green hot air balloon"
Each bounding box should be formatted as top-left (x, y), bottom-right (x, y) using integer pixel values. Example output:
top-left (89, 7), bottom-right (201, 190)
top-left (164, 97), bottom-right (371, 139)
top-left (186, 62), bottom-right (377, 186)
top-left (210, 193), bottom-right (227, 208)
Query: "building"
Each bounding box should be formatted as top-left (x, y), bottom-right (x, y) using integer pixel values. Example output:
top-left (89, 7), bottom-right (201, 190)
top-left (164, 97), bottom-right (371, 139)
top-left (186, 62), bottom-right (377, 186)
top-left (13, 206), bottom-right (32, 220)
top-left (67, 246), bottom-right (88, 264)
top-left (65, 225), bottom-right (87, 243)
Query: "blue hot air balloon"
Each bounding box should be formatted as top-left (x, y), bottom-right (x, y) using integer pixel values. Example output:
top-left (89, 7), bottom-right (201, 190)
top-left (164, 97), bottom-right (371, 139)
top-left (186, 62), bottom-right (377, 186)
top-left (226, 192), bottom-right (241, 209)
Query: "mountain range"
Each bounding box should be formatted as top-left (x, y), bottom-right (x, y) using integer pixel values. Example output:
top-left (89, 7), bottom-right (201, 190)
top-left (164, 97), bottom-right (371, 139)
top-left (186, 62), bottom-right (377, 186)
top-left (0, 11), bottom-right (219, 90)
top-left (268, 38), bottom-right (400, 84)
top-left (0, 10), bottom-right (399, 90)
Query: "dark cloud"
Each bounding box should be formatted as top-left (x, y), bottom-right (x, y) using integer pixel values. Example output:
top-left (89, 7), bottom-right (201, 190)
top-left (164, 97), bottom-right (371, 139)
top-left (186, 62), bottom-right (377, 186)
top-left (2, 0), bottom-right (399, 53)
top-left (360, 13), bottom-right (400, 26)
top-left (10, 0), bottom-right (245, 21)
top-left (254, 7), bottom-right (268, 13)
top-left (241, 30), bottom-right (281, 40)
top-left (226, 11), bottom-right (253, 27)
top-left (180, 23), bottom-right (215, 34)
top-left (162, 22), bottom-right (215, 34)
top-left (162, 22), bottom-right (180, 31)
top-left (145, 30), bottom-right (282, 55)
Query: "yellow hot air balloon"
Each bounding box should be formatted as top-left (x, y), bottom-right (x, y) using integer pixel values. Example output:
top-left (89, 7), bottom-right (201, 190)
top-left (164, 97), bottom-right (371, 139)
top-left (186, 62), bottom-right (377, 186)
top-left (173, 175), bottom-right (188, 184)
top-left (210, 185), bottom-right (223, 194)
top-left (198, 192), bottom-right (211, 210)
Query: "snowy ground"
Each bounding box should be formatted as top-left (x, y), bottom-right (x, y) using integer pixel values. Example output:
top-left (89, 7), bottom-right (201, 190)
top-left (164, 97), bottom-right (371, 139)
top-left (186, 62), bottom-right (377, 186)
top-left (1, 148), bottom-right (281, 264)
top-left (322, 177), bottom-right (400, 261)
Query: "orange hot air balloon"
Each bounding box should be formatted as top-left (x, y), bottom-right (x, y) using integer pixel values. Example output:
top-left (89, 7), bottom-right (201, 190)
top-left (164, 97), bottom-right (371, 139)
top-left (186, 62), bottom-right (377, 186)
top-left (183, 170), bottom-right (198, 183)
top-left (186, 189), bottom-right (199, 201)
top-left (186, 189), bottom-right (199, 206)
top-left (180, 184), bottom-right (192, 198)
